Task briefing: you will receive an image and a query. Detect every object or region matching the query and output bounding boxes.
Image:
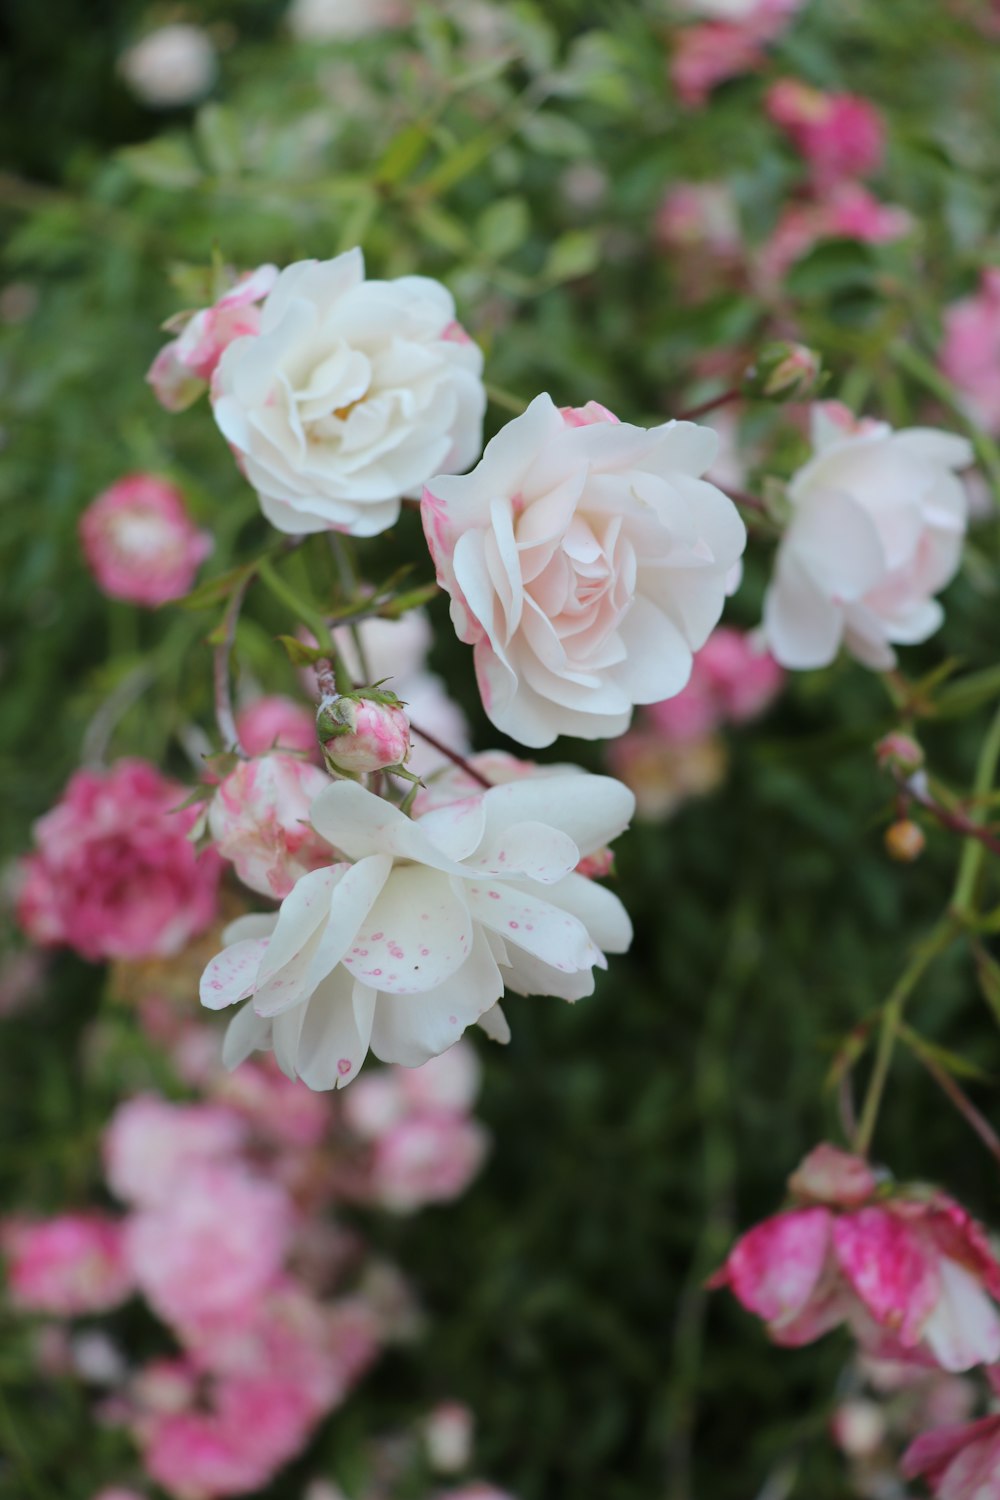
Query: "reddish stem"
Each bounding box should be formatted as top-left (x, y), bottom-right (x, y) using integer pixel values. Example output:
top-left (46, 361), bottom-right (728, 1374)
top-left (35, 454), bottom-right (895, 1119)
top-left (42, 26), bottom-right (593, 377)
top-left (907, 1037), bottom-right (1000, 1170)
top-left (675, 387), bottom-right (742, 423)
top-left (895, 772), bottom-right (1000, 857)
top-left (408, 719), bottom-right (492, 787)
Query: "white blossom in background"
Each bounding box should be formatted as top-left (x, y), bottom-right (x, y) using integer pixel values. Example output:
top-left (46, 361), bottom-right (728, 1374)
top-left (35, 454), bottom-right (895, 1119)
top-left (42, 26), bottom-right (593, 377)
top-left (212, 249), bottom-right (486, 538)
top-left (200, 773), bottom-right (634, 1088)
top-left (118, 25), bottom-right (217, 109)
top-left (287, 0), bottom-right (409, 41)
top-left (422, 394), bottom-right (746, 748)
top-left (762, 402), bottom-right (971, 671)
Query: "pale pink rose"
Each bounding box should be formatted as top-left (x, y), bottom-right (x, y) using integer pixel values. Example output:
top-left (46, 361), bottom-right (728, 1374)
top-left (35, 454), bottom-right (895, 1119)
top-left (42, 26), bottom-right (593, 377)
top-left (236, 695), bottom-right (318, 757)
top-left (125, 1167), bottom-right (292, 1332)
top-left (763, 404), bottom-right (971, 670)
top-left (425, 1401), bottom-right (475, 1474)
top-left (319, 697), bottom-right (412, 776)
top-left (767, 80), bottom-right (885, 187)
top-left (208, 754), bottom-right (333, 899)
top-left (656, 183), bottom-right (743, 260)
top-left (93, 1491), bottom-right (148, 1500)
top-left (941, 269), bottom-right (1000, 435)
top-left (903, 1410), bottom-right (1000, 1498)
top-left (79, 475), bottom-right (212, 607)
top-left (103, 1095), bottom-right (247, 1208)
top-left (147, 265), bottom-right (279, 412)
top-left (16, 760), bottom-right (221, 962)
top-left (211, 249), bottom-right (485, 538)
top-left (422, 393), bottom-right (746, 748)
top-left (711, 1144), bottom-right (1000, 1371)
top-left (646, 627), bottom-right (783, 743)
top-left (2, 1214), bottom-right (134, 1315)
top-left (369, 1113), bottom-right (488, 1213)
top-left (830, 1398), bottom-right (886, 1459)
top-left (757, 185), bottom-right (913, 288)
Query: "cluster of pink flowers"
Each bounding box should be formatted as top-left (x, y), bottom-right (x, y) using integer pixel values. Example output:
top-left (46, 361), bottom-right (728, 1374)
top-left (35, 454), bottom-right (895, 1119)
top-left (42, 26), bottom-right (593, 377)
top-left (607, 627), bottom-right (783, 819)
top-left (79, 475), bottom-right (212, 607)
top-left (941, 268), bottom-right (1000, 436)
top-left (766, 79), bottom-right (885, 189)
top-left (3, 1014), bottom-right (492, 1499)
top-left (16, 759), bottom-right (221, 962)
top-left (670, 0), bottom-right (806, 108)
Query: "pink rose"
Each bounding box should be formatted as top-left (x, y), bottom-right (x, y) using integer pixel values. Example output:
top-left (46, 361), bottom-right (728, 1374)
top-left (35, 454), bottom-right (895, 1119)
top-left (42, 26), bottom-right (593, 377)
top-left (711, 1144), bottom-right (1000, 1371)
top-left (16, 760), bottom-right (221, 962)
top-left (211, 1056), bottom-right (333, 1149)
top-left (147, 264), bottom-right (278, 412)
top-left (941, 269), bottom-right (1000, 435)
top-left (318, 696), bottom-right (412, 777)
top-left (79, 475), bottom-right (212, 607)
top-left (670, 1), bottom-right (804, 106)
top-left (767, 80), bottom-right (885, 187)
top-left (902, 1406), bottom-right (1000, 1499)
top-left (422, 393), bottom-right (745, 748)
top-left (125, 1167), bottom-right (292, 1332)
top-left (2, 1214), bottom-right (134, 1316)
top-left (647, 627), bottom-right (783, 742)
top-left (208, 753), bottom-right (333, 899)
top-left (103, 1095), bottom-right (247, 1208)
top-left (236, 695), bottom-right (318, 758)
top-left (369, 1113), bottom-right (488, 1214)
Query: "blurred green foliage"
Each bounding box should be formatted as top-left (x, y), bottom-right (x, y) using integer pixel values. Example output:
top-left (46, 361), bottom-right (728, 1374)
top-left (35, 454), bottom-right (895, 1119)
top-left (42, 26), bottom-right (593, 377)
top-left (2, 2), bottom-right (1000, 1498)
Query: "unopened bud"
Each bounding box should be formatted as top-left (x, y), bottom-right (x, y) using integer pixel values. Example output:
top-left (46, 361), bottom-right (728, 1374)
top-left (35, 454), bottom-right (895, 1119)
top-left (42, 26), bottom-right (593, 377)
top-left (875, 731), bottom-right (924, 777)
top-left (885, 819), bottom-right (925, 863)
top-left (318, 693), bottom-right (412, 777)
top-left (743, 342), bottom-right (823, 402)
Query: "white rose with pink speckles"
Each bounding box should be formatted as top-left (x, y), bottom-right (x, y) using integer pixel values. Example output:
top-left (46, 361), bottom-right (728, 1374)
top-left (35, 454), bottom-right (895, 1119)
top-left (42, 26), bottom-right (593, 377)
top-left (199, 773), bottom-right (634, 1087)
top-left (421, 393), bottom-right (746, 748)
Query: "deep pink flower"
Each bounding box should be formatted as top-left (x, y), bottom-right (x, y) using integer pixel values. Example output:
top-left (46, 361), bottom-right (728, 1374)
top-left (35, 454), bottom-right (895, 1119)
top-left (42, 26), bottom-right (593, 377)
top-left (208, 753), bottom-right (333, 899)
top-left (647, 627), bottom-right (783, 743)
top-left (235, 695), bottom-right (318, 758)
top-left (2, 1214), bottom-right (134, 1316)
top-left (79, 475), bottom-right (212, 607)
top-left (16, 760), bottom-right (221, 963)
top-left (941, 269), bottom-right (1000, 435)
top-left (711, 1145), bottom-right (1000, 1372)
top-left (902, 1408), bottom-right (1000, 1498)
top-left (92, 1491), bottom-right (148, 1500)
top-left (103, 1095), bottom-right (247, 1209)
top-left (767, 80), bottom-right (885, 187)
top-left (671, 1), bottom-right (804, 107)
top-left (758, 185), bottom-right (912, 288)
top-left (125, 1167), bottom-right (292, 1332)
top-left (147, 265), bottom-right (278, 413)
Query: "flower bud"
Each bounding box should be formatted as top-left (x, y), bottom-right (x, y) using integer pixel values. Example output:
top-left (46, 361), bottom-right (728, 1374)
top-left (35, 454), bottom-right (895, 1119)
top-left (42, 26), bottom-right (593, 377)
top-left (885, 819), bottom-right (925, 862)
top-left (318, 694), bottom-right (412, 777)
top-left (875, 731), bottom-right (925, 777)
top-left (743, 342), bottom-right (823, 402)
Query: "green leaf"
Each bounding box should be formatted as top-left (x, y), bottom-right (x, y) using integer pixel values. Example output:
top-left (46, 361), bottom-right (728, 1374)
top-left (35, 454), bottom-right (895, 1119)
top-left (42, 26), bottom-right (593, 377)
top-left (118, 137), bottom-right (202, 190)
top-left (195, 105), bottom-right (242, 177)
top-left (375, 124), bottom-right (430, 185)
top-left (973, 943), bottom-right (1000, 1029)
top-left (179, 562), bottom-right (259, 613)
top-left (542, 230), bottom-right (600, 284)
top-left (898, 1023), bottom-right (994, 1084)
top-left (519, 112), bottom-right (591, 159)
top-left (476, 197), bottom-right (529, 259)
top-left (276, 634), bottom-right (329, 667)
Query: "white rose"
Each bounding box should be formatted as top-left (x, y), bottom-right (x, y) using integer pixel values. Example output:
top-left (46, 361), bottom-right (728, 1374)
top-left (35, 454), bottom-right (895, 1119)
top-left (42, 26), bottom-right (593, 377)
top-left (763, 402), bottom-right (971, 671)
top-left (212, 249), bottom-right (485, 538)
top-left (287, 0), bottom-right (409, 41)
top-left (200, 773), bottom-right (634, 1088)
top-left (119, 25), bottom-right (217, 109)
top-left (421, 394), bottom-right (747, 749)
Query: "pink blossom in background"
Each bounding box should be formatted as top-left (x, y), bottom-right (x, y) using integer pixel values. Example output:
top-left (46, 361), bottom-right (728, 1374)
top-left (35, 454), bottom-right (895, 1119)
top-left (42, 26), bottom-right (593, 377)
top-left (757, 184), bottom-right (913, 288)
top-left (211, 1056), bottom-right (332, 1149)
top-left (16, 760), bottom-right (221, 962)
top-left (147, 264), bottom-right (278, 412)
top-left (941, 268), bottom-right (1000, 435)
top-left (439, 1487), bottom-right (520, 1500)
top-left (235, 695), bottom-right (318, 758)
top-left (103, 1095), bottom-right (247, 1208)
top-left (79, 475), bottom-right (213, 607)
top-left (93, 1491), bottom-right (148, 1500)
top-left (369, 1113), bottom-right (489, 1215)
top-left (208, 753), bottom-right (333, 899)
top-left (670, 1), bottom-right (805, 108)
top-left (646, 627), bottom-right (784, 743)
top-left (711, 1143), bottom-right (1000, 1372)
top-left (125, 1166), bottom-right (292, 1332)
top-left (2, 1214), bottom-right (134, 1316)
top-left (656, 183), bottom-right (743, 260)
top-left (903, 1407), bottom-right (1000, 1499)
top-left (608, 726), bottom-right (728, 821)
top-left (767, 80), bottom-right (885, 187)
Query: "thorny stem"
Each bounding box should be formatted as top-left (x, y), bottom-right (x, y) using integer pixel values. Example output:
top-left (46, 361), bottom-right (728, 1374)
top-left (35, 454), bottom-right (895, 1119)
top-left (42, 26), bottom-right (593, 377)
top-left (853, 917), bottom-right (958, 1158)
top-left (213, 574), bottom-right (252, 754)
top-left (675, 387), bottom-right (742, 423)
top-left (408, 719), bottom-right (492, 787)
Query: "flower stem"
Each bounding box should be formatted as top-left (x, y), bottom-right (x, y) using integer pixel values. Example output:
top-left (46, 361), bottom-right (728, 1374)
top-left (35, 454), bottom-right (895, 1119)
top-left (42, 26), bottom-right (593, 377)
top-left (675, 387), bottom-right (742, 423)
top-left (853, 916), bottom-right (957, 1158)
top-left (952, 701), bottom-right (1000, 919)
top-left (408, 720), bottom-right (492, 787)
top-left (486, 382), bottom-right (528, 416)
top-left (256, 556), bottom-right (353, 693)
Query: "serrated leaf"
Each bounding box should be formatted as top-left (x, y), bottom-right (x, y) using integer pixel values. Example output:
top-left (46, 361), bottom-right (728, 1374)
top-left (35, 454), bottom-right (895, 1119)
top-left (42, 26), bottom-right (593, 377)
top-left (119, 137), bottom-right (202, 190)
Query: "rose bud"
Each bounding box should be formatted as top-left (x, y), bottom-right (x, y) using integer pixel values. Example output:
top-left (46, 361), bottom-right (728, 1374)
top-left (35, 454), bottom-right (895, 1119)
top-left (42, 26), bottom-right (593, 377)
top-left (885, 819), bottom-right (926, 862)
top-left (743, 342), bottom-right (823, 402)
top-left (318, 694), bottom-right (412, 777)
top-left (875, 731), bottom-right (925, 777)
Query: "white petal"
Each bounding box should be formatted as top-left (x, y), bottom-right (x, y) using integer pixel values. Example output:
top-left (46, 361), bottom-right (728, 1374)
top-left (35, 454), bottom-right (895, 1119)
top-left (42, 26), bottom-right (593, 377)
top-left (369, 926), bottom-right (503, 1066)
top-left (477, 774), bottom-right (634, 860)
top-left (295, 974), bottom-right (376, 1090)
top-left (465, 879), bottom-right (602, 976)
top-left (478, 1002), bottom-right (511, 1044)
top-left (200, 938), bottom-right (269, 1011)
top-left (467, 819), bottom-right (580, 885)
top-left (221, 1001), bottom-right (272, 1069)
top-left (345, 866), bottom-right (473, 994)
top-left (222, 913), bottom-right (278, 945)
top-left (763, 553), bottom-right (845, 670)
top-left (543, 871), bottom-right (633, 953)
top-left (922, 1258), bottom-right (1000, 1372)
top-left (302, 854), bottom-right (392, 994)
